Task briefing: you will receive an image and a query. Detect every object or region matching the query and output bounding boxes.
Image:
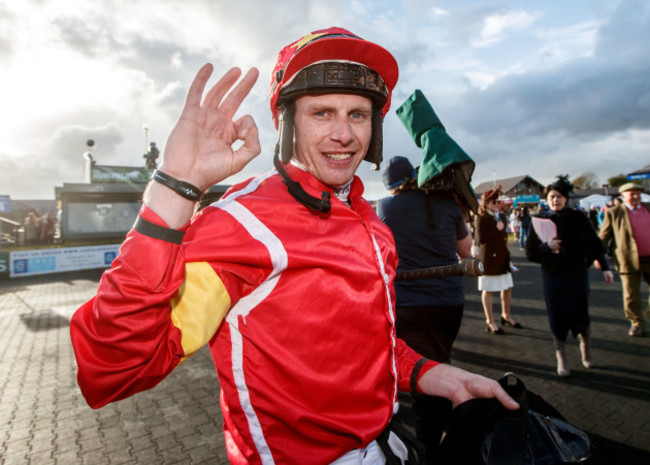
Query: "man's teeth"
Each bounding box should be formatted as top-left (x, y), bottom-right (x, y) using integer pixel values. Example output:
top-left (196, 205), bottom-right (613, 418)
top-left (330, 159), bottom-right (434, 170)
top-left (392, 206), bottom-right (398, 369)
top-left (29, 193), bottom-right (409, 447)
top-left (324, 153), bottom-right (352, 160)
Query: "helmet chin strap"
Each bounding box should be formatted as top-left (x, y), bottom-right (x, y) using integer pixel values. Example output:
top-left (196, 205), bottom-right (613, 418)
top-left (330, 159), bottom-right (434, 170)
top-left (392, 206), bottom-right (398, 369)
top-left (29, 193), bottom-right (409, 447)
top-left (273, 105), bottom-right (331, 213)
top-left (273, 151), bottom-right (332, 213)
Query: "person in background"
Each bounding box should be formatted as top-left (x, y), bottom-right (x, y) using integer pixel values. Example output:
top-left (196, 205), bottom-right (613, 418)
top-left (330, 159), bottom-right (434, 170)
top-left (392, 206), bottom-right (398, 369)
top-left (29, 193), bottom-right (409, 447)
top-left (598, 182), bottom-right (650, 337)
top-left (526, 175), bottom-right (614, 377)
top-left (23, 212), bottom-right (39, 245)
top-left (377, 156), bottom-right (472, 463)
top-left (475, 185), bottom-right (521, 334)
top-left (588, 206), bottom-right (599, 231)
top-left (39, 212), bottom-right (56, 244)
top-left (597, 203), bottom-right (607, 229)
top-left (69, 27), bottom-right (518, 464)
top-left (519, 206), bottom-right (531, 250)
top-left (509, 208), bottom-right (520, 242)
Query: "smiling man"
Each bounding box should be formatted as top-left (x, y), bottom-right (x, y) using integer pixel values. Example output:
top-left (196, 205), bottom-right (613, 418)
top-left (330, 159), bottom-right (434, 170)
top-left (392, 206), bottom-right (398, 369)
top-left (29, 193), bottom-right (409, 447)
top-left (599, 182), bottom-right (650, 337)
top-left (70, 28), bottom-right (517, 464)
top-left (292, 94), bottom-right (372, 188)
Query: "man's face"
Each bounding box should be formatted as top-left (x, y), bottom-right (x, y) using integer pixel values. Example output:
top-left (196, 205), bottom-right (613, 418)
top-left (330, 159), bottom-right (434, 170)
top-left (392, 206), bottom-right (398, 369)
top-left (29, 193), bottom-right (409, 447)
top-left (292, 93), bottom-right (372, 187)
top-left (621, 189), bottom-right (642, 208)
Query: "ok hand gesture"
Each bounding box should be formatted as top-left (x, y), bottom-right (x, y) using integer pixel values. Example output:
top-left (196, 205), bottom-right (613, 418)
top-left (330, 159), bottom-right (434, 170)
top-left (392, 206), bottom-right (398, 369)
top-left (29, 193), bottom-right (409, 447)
top-left (145, 65), bottom-right (261, 227)
top-left (159, 64), bottom-right (261, 191)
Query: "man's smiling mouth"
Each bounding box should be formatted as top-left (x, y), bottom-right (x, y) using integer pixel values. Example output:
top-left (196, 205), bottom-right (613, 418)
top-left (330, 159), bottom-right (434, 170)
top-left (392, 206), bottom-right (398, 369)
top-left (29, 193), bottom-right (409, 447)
top-left (324, 153), bottom-right (353, 160)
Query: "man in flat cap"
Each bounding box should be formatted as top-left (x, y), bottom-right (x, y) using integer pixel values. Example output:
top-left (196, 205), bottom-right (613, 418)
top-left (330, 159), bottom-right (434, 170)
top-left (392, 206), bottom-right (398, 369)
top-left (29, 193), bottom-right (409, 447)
top-left (599, 183), bottom-right (650, 336)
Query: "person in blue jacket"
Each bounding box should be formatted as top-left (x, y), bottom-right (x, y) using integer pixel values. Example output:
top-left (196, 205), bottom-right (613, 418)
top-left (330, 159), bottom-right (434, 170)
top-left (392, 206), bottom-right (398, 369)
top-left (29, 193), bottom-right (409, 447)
top-left (378, 155), bottom-right (472, 463)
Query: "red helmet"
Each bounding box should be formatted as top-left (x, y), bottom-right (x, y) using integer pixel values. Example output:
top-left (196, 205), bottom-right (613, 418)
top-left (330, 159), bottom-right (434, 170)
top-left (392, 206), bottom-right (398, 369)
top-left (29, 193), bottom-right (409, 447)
top-left (269, 27), bottom-right (399, 128)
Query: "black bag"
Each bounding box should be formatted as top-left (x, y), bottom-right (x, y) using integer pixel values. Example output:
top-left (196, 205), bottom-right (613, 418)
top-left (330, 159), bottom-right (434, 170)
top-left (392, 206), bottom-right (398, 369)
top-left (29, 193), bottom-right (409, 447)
top-left (436, 372), bottom-right (590, 465)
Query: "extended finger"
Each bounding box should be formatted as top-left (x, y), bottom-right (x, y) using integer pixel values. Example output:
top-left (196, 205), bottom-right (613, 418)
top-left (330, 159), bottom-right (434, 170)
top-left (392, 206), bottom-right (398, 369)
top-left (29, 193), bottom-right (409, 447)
top-left (203, 67), bottom-right (244, 109)
top-left (216, 68), bottom-right (260, 119)
top-left (184, 63), bottom-right (214, 108)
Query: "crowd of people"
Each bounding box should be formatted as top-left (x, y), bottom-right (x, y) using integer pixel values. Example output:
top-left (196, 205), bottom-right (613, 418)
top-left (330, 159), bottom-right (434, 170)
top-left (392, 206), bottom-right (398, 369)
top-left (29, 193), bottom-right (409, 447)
top-left (22, 211), bottom-right (58, 245)
top-left (65, 26), bottom-right (648, 465)
top-left (461, 177), bottom-right (648, 378)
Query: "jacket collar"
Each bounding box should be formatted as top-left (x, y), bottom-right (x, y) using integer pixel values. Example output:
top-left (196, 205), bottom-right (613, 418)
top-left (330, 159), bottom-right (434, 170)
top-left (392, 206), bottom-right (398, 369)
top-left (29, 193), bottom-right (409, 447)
top-left (283, 162), bottom-right (365, 205)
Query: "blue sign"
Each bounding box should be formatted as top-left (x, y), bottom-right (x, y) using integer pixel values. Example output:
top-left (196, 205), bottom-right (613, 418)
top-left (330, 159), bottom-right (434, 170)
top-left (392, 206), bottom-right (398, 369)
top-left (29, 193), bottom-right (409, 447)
top-left (12, 257), bottom-right (56, 275)
top-left (0, 195), bottom-right (11, 213)
top-left (104, 251), bottom-right (117, 265)
top-left (628, 173), bottom-right (650, 180)
top-left (514, 194), bottom-right (540, 206)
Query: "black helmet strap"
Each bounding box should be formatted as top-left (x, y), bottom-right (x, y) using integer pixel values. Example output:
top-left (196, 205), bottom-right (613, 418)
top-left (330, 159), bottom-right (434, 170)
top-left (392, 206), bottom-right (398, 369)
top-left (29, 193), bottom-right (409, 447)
top-left (273, 105), bottom-right (331, 213)
top-left (272, 150), bottom-right (332, 213)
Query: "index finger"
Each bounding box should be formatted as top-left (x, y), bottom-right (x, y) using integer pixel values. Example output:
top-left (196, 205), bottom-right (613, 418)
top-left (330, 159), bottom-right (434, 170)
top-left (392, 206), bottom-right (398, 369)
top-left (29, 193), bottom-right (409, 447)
top-left (184, 63), bottom-right (215, 108)
top-left (494, 383), bottom-right (520, 411)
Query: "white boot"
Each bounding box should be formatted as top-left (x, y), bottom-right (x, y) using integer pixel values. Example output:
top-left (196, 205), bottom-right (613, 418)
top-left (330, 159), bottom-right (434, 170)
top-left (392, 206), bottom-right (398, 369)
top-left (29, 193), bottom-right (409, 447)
top-left (554, 338), bottom-right (570, 377)
top-left (578, 330), bottom-right (593, 368)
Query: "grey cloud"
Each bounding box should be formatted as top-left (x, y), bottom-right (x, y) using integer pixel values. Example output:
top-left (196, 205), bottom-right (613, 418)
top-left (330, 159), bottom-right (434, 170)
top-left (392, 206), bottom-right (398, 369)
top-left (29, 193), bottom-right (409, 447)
top-left (44, 123), bottom-right (125, 171)
top-left (115, 38), bottom-right (210, 90)
top-left (0, 123), bottom-right (128, 200)
top-left (595, 0), bottom-right (649, 64)
top-left (455, 59), bottom-right (650, 138)
top-left (448, 1), bottom-right (650, 141)
top-left (53, 11), bottom-right (118, 59)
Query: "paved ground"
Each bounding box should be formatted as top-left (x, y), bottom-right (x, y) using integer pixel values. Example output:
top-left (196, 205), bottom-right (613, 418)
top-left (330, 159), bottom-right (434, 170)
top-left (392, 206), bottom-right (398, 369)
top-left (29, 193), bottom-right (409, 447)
top-left (0, 243), bottom-right (648, 464)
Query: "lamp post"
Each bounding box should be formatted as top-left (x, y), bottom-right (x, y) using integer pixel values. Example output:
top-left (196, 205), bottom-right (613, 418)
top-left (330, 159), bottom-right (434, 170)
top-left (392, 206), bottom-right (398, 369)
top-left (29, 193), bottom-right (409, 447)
top-left (83, 139), bottom-right (95, 183)
top-left (143, 125), bottom-right (149, 153)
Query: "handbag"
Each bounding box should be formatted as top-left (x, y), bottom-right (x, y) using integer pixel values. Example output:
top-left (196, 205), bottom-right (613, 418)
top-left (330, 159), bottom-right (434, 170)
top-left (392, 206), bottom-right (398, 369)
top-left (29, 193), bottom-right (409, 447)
top-left (436, 372), bottom-right (591, 465)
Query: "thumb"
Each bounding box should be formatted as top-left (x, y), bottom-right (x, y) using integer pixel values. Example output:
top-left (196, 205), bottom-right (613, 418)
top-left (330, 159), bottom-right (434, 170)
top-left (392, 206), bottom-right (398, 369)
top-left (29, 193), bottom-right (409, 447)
top-left (231, 115), bottom-right (261, 171)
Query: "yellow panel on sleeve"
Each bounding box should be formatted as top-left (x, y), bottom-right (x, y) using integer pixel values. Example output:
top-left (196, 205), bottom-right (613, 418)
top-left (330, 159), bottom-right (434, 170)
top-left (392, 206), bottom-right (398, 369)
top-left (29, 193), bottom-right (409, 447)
top-left (171, 261), bottom-right (231, 360)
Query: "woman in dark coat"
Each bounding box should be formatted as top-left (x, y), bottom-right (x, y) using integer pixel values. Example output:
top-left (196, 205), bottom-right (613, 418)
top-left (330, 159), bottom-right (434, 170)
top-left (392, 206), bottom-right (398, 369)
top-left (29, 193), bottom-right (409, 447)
top-left (526, 175), bottom-right (614, 377)
top-left (476, 185), bottom-right (520, 334)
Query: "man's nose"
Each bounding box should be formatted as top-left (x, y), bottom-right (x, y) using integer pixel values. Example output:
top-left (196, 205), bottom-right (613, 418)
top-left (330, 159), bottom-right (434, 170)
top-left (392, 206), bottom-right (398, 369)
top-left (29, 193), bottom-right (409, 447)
top-left (330, 116), bottom-right (354, 144)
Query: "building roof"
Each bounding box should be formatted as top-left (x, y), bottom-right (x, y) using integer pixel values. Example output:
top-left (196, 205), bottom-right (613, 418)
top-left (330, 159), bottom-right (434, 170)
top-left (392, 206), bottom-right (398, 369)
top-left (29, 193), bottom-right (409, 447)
top-left (473, 175), bottom-right (544, 195)
top-left (573, 187), bottom-right (621, 198)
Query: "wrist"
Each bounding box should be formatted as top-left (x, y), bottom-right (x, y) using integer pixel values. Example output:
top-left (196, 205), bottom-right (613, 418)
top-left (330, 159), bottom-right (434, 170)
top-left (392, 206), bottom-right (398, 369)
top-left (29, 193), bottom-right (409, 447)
top-left (152, 169), bottom-right (203, 201)
top-left (144, 182), bottom-right (196, 229)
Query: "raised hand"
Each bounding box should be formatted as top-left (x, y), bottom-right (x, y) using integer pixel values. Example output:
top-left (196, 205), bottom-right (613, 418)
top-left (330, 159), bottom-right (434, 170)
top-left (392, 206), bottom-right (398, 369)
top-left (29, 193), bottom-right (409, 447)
top-left (144, 65), bottom-right (261, 227)
top-left (159, 64), bottom-right (261, 191)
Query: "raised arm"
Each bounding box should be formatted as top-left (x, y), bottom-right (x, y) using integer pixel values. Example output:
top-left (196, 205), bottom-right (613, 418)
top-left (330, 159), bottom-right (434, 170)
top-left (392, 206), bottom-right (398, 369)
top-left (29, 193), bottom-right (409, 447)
top-left (146, 65), bottom-right (261, 228)
top-left (70, 65), bottom-right (261, 408)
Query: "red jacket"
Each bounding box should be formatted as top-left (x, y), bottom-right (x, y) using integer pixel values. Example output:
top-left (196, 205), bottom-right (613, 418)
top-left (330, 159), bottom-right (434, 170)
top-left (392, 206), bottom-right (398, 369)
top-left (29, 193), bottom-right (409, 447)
top-left (70, 165), bottom-right (436, 464)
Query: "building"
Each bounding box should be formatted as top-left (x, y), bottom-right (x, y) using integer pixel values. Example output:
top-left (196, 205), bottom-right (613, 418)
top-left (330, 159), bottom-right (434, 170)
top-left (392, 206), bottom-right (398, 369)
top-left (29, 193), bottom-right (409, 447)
top-left (55, 177), bottom-right (229, 242)
top-left (473, 175), bottom-right (545, 207)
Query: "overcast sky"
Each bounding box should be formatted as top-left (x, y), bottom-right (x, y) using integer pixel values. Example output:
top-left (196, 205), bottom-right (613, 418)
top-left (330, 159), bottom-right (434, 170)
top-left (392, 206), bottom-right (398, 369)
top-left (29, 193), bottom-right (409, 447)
top-left (1, 0), bottom-right (648, 200)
